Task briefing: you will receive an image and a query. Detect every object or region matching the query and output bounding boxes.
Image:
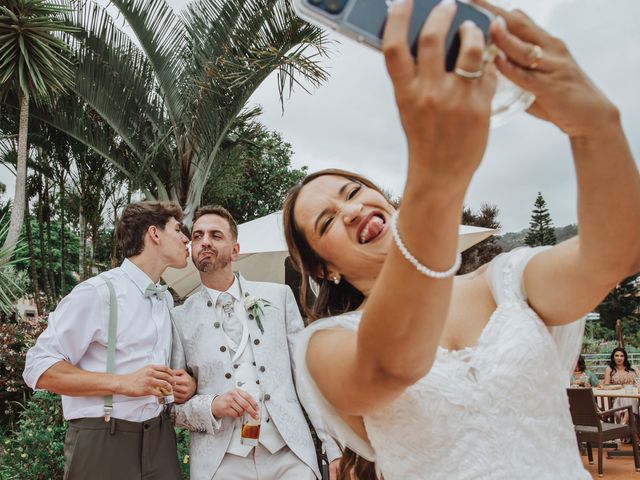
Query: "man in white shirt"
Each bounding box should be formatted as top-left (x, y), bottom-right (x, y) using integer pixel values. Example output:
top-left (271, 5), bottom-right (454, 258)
top-left (23, 201), bottom-right (195, 480)
top-left (171, 205), bottom-right (341, 480)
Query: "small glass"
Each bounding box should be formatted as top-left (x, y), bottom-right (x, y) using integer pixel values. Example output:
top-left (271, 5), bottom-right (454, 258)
top-left (241, 407), bottom-right (261, 446)
top-left (158, 386), bottom-right (175, 405)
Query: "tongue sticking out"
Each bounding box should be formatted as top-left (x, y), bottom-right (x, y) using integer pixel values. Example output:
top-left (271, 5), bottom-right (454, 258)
top-left (359, 216), bottom-right (385, 244)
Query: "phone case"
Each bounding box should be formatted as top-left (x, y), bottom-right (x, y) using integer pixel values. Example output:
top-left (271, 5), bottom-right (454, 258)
top-left (292, 0), bottom-right (492, 71)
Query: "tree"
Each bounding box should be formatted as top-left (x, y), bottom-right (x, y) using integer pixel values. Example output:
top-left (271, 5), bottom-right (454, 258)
top-left (32, 0), bottom-right (329, 225)
top-left (524, 192), bottom-right (557, 247)
top-left (0, 0), bottom-right (77, 261)
top-left (596, 274), bottom-right (640, 338)
top-left (459, 203), bottom-right (503, 274)
top-left (201, 122), bottom-right (308, 222)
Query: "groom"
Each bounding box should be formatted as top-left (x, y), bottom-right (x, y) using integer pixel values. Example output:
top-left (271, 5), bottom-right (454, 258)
top-left (171, 205), bottom-right (341, 480)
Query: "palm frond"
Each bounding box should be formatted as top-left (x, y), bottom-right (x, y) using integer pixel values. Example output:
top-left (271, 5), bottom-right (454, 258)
top-left (0, 0), bottom-right (79, 105)
top-left (107, 0), bottom-right (189, 128)
top-left (0, 213), bottom-right (27, 311)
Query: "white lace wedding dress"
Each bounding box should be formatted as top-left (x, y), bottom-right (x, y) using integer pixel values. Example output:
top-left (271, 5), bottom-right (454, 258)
top-left (292, 247), bottom-right (590, 479)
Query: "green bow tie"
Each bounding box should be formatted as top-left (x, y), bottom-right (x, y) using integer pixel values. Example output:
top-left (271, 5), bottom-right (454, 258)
top-left (145, 283), bottom-right (168, 298)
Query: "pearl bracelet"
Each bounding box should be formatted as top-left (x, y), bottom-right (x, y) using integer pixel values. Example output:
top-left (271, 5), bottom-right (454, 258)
top-left (390, 211), bottom-right (462, 279)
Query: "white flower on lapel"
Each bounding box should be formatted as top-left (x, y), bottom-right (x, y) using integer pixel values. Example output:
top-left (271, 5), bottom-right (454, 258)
top-left (244, 295), bottom-right (271, 334)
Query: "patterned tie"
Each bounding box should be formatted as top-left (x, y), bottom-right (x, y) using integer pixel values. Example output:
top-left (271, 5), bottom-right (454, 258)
top-left (217, 292), bottom-right (243, 349)
top-left (145, 282), bottom-right (168, 299)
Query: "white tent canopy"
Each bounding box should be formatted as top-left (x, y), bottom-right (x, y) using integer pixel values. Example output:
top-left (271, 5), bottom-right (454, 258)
top-left (162, 211), bottom-right (497, 299)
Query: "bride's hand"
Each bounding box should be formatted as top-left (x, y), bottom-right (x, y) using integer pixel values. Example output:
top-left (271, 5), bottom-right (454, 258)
top-left (473, 0), bottom-right (618, 138)
top-left (383, 0), bottom-right (497, 188)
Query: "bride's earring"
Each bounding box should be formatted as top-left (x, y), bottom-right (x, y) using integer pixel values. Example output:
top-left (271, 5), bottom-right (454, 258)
top-left (331, 275), bottom-right (341, 285)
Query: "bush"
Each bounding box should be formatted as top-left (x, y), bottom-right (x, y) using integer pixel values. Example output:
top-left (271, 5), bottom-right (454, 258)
top-left (176, 427), bottom-right (190, 480)
top-left (0, 391), bottom-right (66, 480)
top-left (0, 317), bottom-right (47, 425)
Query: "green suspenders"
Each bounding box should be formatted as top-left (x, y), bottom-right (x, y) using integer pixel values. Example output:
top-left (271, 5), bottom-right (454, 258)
top-left (98, 274), bottom-right (118, 422)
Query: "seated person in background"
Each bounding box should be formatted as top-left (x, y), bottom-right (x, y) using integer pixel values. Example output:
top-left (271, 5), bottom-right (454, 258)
top-left (604, 347), bottom-right (639, 429)
top-left (571, 355), bottom-right (599, 387)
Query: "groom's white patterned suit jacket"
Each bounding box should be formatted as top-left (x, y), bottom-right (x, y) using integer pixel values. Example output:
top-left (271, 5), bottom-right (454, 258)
top-left (171, 274), bottom-right (340, 480)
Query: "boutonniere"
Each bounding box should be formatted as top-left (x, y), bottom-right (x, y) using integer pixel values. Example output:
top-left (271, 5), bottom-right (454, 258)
top-left (244, 296), bottom-right (272, 334)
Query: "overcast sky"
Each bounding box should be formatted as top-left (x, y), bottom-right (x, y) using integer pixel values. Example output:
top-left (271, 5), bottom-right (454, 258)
top-left (2, 0), bottom-right (639, 232)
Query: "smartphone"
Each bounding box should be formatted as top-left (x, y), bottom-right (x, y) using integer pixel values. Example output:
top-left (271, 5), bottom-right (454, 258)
top-left (292, 0), bottom-right (492, 71)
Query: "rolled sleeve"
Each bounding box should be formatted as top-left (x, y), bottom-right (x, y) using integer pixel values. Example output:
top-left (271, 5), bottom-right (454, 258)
top-left (23, 282), bottom-right (105, 390)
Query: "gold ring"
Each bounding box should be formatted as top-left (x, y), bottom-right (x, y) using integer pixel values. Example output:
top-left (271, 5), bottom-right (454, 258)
top-left (454, 67), bottom-right (483, 80)
top-left (528, 44), bottom-right (543, 70)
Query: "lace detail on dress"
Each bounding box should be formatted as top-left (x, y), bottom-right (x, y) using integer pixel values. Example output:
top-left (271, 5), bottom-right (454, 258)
top-left (292, 247), bottom-right (589, 480)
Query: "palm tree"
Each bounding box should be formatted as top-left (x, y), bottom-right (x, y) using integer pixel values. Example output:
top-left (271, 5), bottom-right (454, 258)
top-left (0, 0), bottom-right (76, 260)
top-left (35, 0), bottom-right (329, 224)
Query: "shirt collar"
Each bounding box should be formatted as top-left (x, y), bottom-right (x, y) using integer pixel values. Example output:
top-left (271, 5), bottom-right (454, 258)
top-left (205, 275), bottom-right (241, 307)
top-left (121, 258), bottom-right (158, 296)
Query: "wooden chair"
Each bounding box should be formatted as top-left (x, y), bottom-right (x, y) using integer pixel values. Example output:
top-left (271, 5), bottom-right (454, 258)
top-left (566, 387), bottom-right (640, 477)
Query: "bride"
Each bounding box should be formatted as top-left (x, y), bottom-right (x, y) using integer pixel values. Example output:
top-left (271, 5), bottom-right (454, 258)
top-left (282, 0), bottom-right (640, 479)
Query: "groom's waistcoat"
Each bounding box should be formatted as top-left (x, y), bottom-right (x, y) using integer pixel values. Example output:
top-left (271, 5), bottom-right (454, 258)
top-left (225, 332), bottom-right (286, 456)
top-left (171, 277), bottom-right (320, 480)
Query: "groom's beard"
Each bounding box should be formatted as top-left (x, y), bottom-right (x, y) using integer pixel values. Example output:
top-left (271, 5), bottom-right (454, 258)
top-left (193, 248), bottom-right (231, 273)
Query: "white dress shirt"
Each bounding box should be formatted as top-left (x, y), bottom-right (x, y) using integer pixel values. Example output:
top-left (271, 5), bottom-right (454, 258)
top-left (23, 259), bottom-right (173, 421)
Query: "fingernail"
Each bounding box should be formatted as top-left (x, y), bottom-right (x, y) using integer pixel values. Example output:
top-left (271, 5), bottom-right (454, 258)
top-left (495, 15), bottom-right (506, 30)
top-left (440, 0), bottom-right (455, 5)
top-left (461, 20), bottom-right (476, 29)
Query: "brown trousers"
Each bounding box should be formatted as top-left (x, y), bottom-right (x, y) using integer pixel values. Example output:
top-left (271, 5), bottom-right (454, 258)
top-left (63, 412), bottom-right (183, 480)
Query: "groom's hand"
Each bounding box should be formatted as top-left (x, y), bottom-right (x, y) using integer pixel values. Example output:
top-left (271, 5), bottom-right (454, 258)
top-left (116, 365), bottom-right (175, 398)
top-left (211, 389), bottom-right (259, 420)
top-left (172, 369), bottom-right (196, 404)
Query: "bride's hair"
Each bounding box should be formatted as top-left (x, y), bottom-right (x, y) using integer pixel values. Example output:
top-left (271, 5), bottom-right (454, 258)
top-left (283, 168), bottom-right (389, 480)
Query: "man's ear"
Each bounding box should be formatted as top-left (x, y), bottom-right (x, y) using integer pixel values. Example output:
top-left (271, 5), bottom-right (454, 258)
top-left (230, 242), bottom-right (240, 262)
top-left (148, 225), bottom-right (161, 244)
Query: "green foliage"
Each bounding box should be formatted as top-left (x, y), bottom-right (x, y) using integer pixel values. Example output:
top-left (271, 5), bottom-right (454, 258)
top-left (596, 274), bottom-right (640, 332)
top-left (459, 203), bottom-right (503, 274)
top-left (202, 124), bottom-right (308, 223)
top-left (176, 428), bottom-right (190, 480)
top-left (13, 217), bottom-right (80, 297)
top-left (0, 214), bottom-right (28, 314)
top-left (0, 316), bottom-right (47, 424)
top-left (524, 192), bottom-right (557, 247)
top-left (31, 0), bottom-right (329, 221)
top-left (0, 0), bottom-right (78, 104)
top-left (0, 391), bottom-right (66, 480)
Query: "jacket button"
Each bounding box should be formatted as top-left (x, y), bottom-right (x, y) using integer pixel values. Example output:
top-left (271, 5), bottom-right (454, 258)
top-left (248, 314), bottom-right (254, 320)
top-left (214, 322), bottom-right (220, 328)
top-left (255, 380), bottom-right (260, 385)
top-left (233, 364), bottom-right (239, 369)
top-left (207, 301), bottom-right (213, 307)
top-left (264, 394), bottom-right (271, 401)
top-left (244, 292), bottom-right (250, 297)
top-left (259, 366), bottom-right (266, 373)
top-left (220, 346), bottom-right (226, 352)
top-left (252, 361), bottom-right (256, 366)
top-left (254, 339), bottom-right (260, 345)
top-left (225, 373), bottom-right (231, 379)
